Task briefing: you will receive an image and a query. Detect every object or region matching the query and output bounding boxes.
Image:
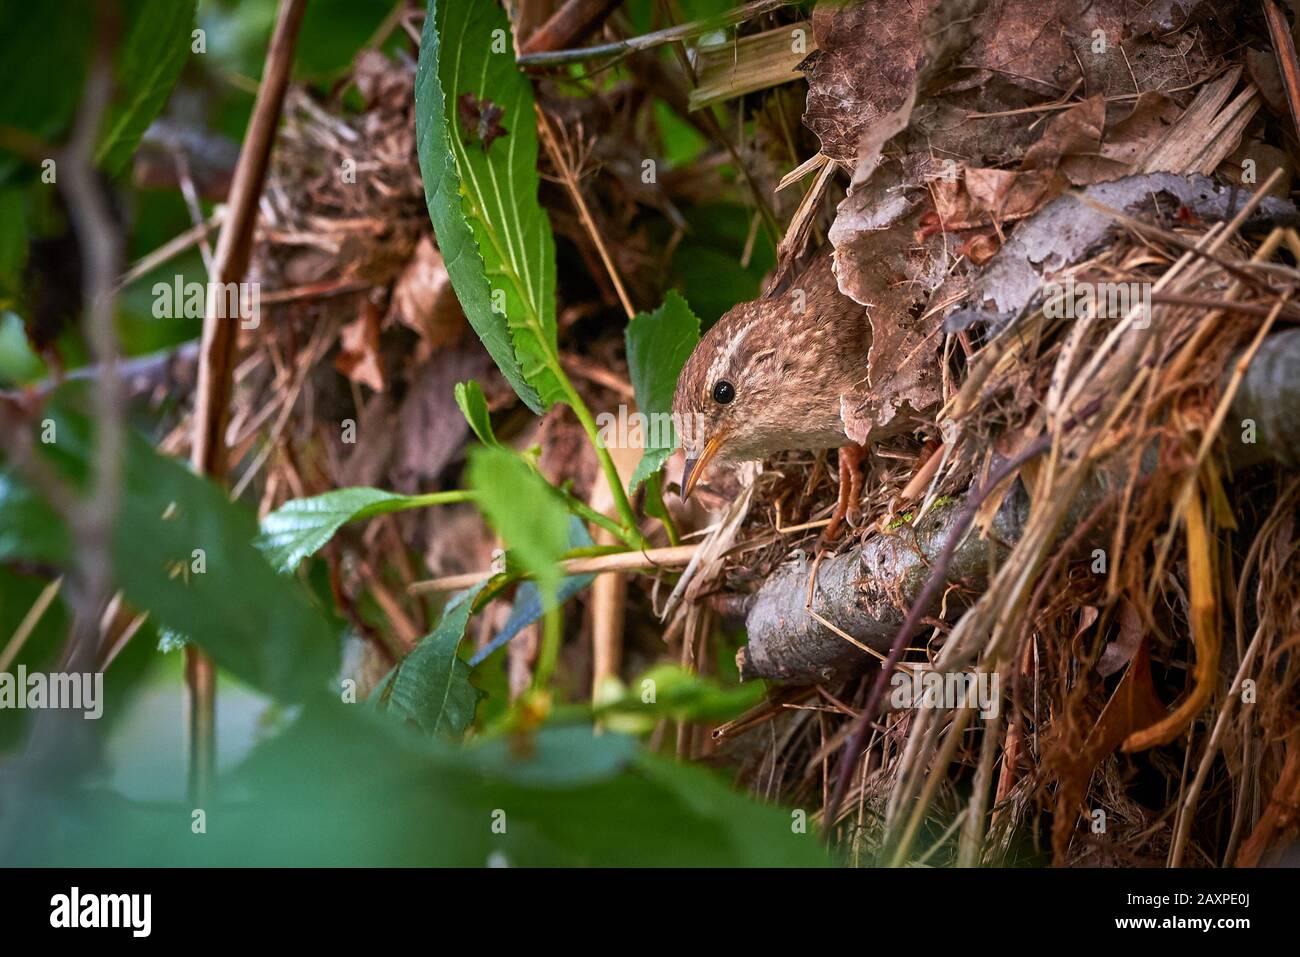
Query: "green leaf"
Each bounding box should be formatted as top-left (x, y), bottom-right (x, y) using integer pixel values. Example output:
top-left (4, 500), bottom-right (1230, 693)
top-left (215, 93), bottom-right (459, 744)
top-left (21, 392), bottom-right (338, 700)
top-left (668, 204), bottom-right (775, 327)
top-left (17, 689), bottom-right (827, 866)
top-left (453, 379), bottom-right (500, 448)
top-left (625, 290), bottom-right (701, 492)
top-left (257, 487), bottom-right (470, 572)
top-left (415, 0), bottom-right (565, 413)
top-left (633, 751), bottom-right (826, 866)
top-left (96, 0), bottom-right (197, 175)
top-left (595, 664), bottom-right (765, 732)
top-left (461, 722), bottom-right (640, 788)
top-left (0, 470), bottom-right (70, 564)
top-left (466, 446), bottom-right (570, 599)
top-left (467, 516), bottom-right (594, 666)
top-left (0, 1), bottom-right (194, 183)
top-left (383, 583), bottom-right (485, 737)
top-left (0, 1), bottom-right (91, 184)
top-left (0, 188), bottom-right (27, 297)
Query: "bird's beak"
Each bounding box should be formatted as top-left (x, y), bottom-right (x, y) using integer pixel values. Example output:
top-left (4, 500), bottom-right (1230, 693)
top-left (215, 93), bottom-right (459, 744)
top-left (680, 434), bottom-right (723, 500)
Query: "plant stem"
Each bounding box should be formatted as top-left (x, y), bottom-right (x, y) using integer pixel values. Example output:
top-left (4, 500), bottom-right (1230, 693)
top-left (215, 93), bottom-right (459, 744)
top-left (534, 601), bottom-right (563, 689)
top-left (405, 490), bottom-right (478, 508)
top-left (560, 487), bottom-right (640, 545)
top-left (562, 381), bottom-right (647, 546)
top-left (646, 478), bottom-right (681, 546)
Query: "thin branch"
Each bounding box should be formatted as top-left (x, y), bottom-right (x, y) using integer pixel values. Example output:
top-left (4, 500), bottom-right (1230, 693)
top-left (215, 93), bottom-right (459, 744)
top-left (59, 6), bottom-right (124, 668)
top-left (516, 0), bottom-right (794, 67)
top-left (1263, 0), bottom-right (1300, 143)
top-left (536, 105), bottom-right (636, 319)
top-left (185, 0), bottom-right (309, 807)
top-left (520, 0), bottom-right (624, 57)
top-left (408, 544), bottom-right (700, 594)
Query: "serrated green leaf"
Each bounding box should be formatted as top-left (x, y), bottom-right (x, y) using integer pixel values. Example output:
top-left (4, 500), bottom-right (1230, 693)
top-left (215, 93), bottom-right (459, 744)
top-left (384, 583), bottom-right (485, 737)
top-left (257, 487), bottom-right (469, 572)
top-left (453, 379), bottom-right (500, 448)
top-left (416, 0), bottom-right (566, 412)
top-left (625, 290), bottom-right (701, 492)
top-left (96, 0), bottom-right (197, 175)
top-left (466, 446), bottom-right (570, 599)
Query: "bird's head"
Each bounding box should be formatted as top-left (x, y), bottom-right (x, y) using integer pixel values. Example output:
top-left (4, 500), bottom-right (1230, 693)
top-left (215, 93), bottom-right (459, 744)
top-left (672, 300), bottom-right (785, 499)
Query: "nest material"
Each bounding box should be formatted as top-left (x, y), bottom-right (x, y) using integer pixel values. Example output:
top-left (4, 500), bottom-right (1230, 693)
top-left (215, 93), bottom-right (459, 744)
top-left (690, 1), bottom-right (1300, 868)
top-left (710, 197), bottom-right (1300, 866)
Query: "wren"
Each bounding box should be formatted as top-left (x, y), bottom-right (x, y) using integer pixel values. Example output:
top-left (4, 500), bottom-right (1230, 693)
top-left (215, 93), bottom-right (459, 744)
top-left (673, 249), bottom-right (880, 540)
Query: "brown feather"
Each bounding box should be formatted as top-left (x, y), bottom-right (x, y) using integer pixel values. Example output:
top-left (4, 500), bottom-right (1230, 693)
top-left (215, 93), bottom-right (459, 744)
top-left (673, 249), bottom-right (871, 465)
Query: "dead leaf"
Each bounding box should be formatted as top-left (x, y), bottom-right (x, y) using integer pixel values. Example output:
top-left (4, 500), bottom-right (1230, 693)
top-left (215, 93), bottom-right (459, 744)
top-left (932, 166), bottom-right (1061, 231)
top-left (957, 229), bottom-right (1001, 264)
top-left (1022, 95), bottom-right (1105, 172)
top-left (1246, 46), bottom-right (1287, 117)
top-left (335, 296), bottom-right (386, 392)
top-left (1048, 638), bottom-right (1168, 863)
top-left (801, 0), bottom-right (941, 169)
top-left (1097, 599), bottom-right (1144, 677)
top-left (833, 207), bottom-right (947, 441)
top-left (386, 236), bottom-right (466, 363)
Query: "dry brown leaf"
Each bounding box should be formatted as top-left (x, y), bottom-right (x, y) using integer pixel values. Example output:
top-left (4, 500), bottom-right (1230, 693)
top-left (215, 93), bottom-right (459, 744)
top-left (1049, 639), bottom-right (1168, 863)
top-left (1022, 95), bottom-right (1105, 171)
top-left (1097, 599), bottom-right (1144, 677)
top-left (1246, 46), bottom-right (1288, 117)
top-left (335, 296), bottom-right (386, 392)
top-left (932, 166), bottom-right (1062, 232)
top-left (961, 0), bottom-right (1226, 100)
top-left (386, 236), bottom-right (466, 363)
top-left (801, 0), bottom-right (942, 169)
top-left (835, 208), bottom-right (948, 441)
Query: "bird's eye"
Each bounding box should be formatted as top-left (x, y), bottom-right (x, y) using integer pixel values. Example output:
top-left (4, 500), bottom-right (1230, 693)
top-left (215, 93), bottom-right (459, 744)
top-left (712, 380), bottom-right (735, 404)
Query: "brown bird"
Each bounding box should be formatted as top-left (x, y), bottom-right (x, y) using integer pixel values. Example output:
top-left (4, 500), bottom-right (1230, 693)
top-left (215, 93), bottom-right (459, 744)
top-left (673, 249), bottom-right (883, 540)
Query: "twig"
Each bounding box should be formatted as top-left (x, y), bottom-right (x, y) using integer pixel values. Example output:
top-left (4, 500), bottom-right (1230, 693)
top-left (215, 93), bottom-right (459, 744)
top-left (0, 577), bottom-right (64, 673)
top-left (520, 0), bottom-right (624, 57)
top-left (409, 544), bottom-right (699, 594)
top-left (117, 210), bottom-right (225, 290)
top-left (516, 0), bottom-right (794, 67)
top-left (536, 106), bottom-right (636, 318)
top-left (59, 7), bottom-right (124, 667)
top-left (1169, 620), bottom-right (1266, 866)
top-left (1151, 293), bottom-right (1300, 321)
top-left (186, 0), bottom-right (309, 807)
top-left (1263, 0), bottom-right (1300, 143)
